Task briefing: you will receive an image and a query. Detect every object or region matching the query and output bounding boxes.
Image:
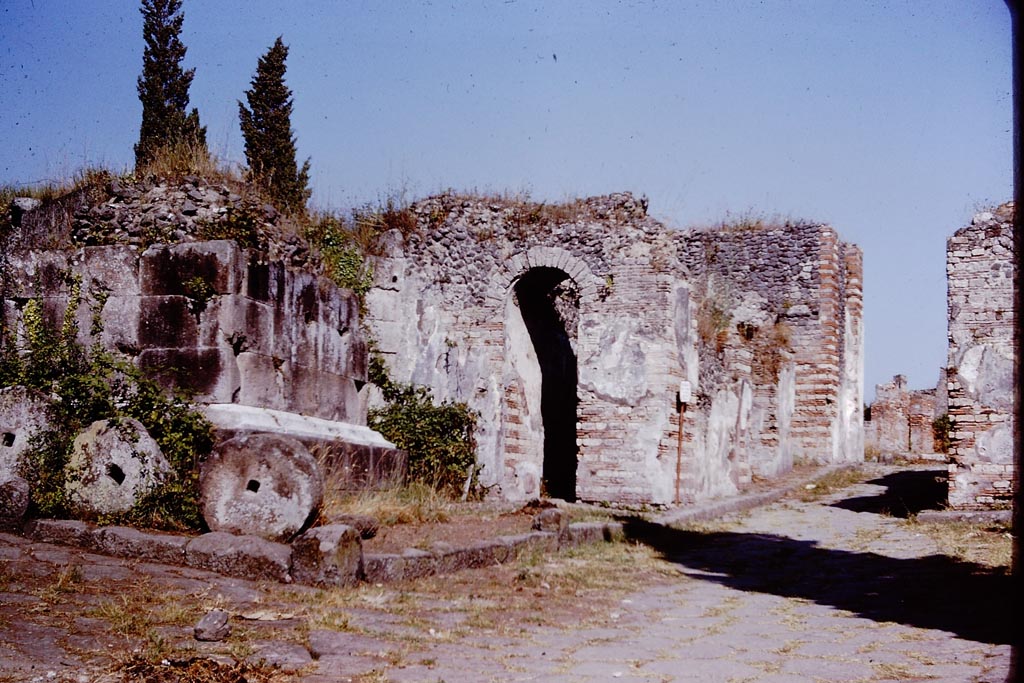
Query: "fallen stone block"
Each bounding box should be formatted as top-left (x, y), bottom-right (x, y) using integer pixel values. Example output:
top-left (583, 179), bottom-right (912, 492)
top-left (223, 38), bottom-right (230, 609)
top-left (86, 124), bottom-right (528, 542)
top-left (290, 524), bottom-right (363, 588)
top-left (25, 519), bottom-right (96, 547)
top-left (185, 531), bottom-right (292, 583)
top-left (64, 418), bottom-right (171, 517)
top-left (92, 525), bottom-right (188, 564)
top-left (0, 476), bottom-right (30, 532)
top-left (199, 434), bottom-right (323, 542)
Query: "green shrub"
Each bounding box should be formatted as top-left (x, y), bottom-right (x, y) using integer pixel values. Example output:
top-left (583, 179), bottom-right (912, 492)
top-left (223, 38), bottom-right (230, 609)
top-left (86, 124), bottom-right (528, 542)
top-left (368, 350), bottom-right (479, 497)
top-left (932, 413), bottom-right (954, 454)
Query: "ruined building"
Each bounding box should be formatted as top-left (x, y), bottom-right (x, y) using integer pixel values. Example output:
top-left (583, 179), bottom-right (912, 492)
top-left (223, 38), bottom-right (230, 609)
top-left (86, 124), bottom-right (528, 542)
top-left (365, 192), bottom-right (864, 504)
top-left (0, 178), bottom-right (399, 495)
top-left (945, 202), bottom-right (1016, 509)
top-left (2, 182), bottom-right (864, 508)
top-left (864, 373), bottom-right (945, 459)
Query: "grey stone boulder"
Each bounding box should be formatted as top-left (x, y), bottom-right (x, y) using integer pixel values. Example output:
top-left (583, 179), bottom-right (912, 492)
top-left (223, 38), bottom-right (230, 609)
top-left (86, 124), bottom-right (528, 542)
top-left (0, 385), bottom-right (52, 481)
top-left (291, 524), bottom-right (363, 587)
top-left (0, 476), bottom-right (30, 531)
top-left (185, 531), bottom-right (292, 582)
top-left (199, 434), bottom-right (323, 542)
top-left (194, 609), bottom-right (231, 641)
top-left (64, 418), bottom-right (171, 516)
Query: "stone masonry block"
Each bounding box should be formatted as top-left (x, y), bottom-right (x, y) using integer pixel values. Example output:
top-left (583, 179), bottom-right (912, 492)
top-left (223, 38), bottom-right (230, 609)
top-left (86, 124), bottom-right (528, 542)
top-left (25, 519), bottom-right (96, 548)
top-left (197, 295), bottom-right (275, 356)
top-left (141, 240), bottom-right (245, 297)
top-left (97, 295), bottom-right (141, 355)
top-left (236, 352), bottom-right (288, 411)
top-left (137, 347), bottom-right (240, 403)
top-left (82, 245), bottom-right (140, 295)
top-left (138, 295), bottom-right (199, 349)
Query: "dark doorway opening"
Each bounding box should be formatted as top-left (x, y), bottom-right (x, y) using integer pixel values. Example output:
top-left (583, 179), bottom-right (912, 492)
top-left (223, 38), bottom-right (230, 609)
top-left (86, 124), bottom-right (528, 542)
top-left (514, 267), bottom-right (579, 501)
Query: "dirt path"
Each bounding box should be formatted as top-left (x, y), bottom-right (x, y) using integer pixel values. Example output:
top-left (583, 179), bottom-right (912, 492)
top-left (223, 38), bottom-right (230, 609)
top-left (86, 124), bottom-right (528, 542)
top-left (0, 463), bottom-right (1013, 682)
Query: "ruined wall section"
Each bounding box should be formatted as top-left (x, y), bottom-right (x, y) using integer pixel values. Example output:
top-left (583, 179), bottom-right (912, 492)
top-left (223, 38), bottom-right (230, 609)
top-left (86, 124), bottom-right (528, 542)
top-left (2, 241), bottom-right (368, 425)
top-left (366, 193), bottom-right (688, 503)
top-left (367, 194), bottom-right (864, 505)
top-left (945, 203), bottom-right (1015, 508)
top-left (865, 374), bottom-right (939, 457)
top-left (675, 223), bottom-right (863, 476)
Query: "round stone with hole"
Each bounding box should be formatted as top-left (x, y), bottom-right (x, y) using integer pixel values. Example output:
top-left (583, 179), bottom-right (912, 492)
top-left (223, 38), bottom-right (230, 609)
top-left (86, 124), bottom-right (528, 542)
top-left (64, 418), bottom-right (171, 516)
top-left (199, 434), bottom-right (323, 542)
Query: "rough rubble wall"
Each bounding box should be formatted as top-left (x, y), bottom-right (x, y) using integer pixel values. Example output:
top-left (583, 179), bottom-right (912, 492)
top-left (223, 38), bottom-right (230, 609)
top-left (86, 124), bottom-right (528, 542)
top-left (945, 203), bottom-right (1016, 509)
top-left (365, 193), bottom-right (863, 504)
top-left (677, 223), bottom-right (864, 472)
top-left (2, 241), bottom-right (369, 425)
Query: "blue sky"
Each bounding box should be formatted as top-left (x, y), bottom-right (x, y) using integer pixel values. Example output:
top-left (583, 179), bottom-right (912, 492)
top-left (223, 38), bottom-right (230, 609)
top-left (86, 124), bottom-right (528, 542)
top-left (0, 1), bottom-right (1013, 400)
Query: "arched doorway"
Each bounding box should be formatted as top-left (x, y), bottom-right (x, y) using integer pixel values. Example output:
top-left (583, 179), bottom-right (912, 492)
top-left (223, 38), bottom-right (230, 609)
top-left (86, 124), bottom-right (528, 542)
top-left (513, 267), bottom-right (579, 500)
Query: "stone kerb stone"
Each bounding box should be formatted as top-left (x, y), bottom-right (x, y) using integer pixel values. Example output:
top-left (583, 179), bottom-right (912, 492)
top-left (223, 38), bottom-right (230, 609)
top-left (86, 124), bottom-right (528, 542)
top-left (290, 524), bottom-right (363, 587)
top-left (185, 531), bottom-right (292, 583)
top-left (64, 418), bottom-right (171, 516)
top-left (199, 434), bottom-right (324, 542)
top-left (0, 386), bottom-right (51, 481)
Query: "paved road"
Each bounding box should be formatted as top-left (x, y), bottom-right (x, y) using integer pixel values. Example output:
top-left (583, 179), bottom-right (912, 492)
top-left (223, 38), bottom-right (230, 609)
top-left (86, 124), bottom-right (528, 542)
top-left (0, 464), bottom-right (1014, 682)
top-left (382, 466), bottom-right (1012, 683)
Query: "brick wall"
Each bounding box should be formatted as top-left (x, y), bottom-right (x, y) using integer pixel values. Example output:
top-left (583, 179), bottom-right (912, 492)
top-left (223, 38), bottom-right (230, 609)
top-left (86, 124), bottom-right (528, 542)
top-left (945, 202), bottom-right (1015, 509)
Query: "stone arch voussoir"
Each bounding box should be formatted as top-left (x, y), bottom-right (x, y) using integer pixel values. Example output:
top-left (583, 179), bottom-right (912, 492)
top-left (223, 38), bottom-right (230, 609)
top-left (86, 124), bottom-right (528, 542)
top-left (490, 246), bottom-right (602, 306)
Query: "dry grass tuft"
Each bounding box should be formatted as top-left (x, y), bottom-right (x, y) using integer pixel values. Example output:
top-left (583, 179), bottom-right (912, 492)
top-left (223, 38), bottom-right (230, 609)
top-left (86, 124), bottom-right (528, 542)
top-left (320, 481), bottom-right (452, 527)
top-left (792, 466), bottom-right (866, 501)
top-left (115, 653), bottom-right (294, 683)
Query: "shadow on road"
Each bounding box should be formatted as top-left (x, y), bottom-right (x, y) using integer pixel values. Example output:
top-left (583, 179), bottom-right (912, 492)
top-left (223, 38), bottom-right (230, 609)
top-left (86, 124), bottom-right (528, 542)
top-left (830, 468), bottom-right (948, 518)
top-left (620, 515), bottom-right (1011, 645)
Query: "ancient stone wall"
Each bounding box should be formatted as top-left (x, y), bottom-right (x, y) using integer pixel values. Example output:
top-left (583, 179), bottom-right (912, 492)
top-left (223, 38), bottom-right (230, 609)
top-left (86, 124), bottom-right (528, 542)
top-left (2, 241), bottom-right (371, 427)
top-left (365, 193), bottom-right (863, 505)
top-left (945, 203), bottom-right (1015, 509)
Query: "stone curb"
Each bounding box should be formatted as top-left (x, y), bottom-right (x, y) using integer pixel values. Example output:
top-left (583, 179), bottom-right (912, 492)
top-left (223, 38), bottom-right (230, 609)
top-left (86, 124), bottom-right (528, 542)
top-left (19, 517), bottom-right (627, 587)
top-left (16, 465), bottom-right (837, 586)
top-left (652, 463), bottom-right (852, 527)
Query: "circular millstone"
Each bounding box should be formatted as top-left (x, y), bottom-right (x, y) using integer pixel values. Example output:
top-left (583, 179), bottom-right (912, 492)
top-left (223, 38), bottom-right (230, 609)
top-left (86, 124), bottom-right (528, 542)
top-left (199, 434), bottom-right (323, 542)
top-left (65, 418), bottom-right (171, 516)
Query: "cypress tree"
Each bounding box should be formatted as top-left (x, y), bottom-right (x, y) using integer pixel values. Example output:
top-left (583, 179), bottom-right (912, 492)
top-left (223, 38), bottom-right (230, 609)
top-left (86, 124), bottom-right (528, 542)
top-left (238, 37), bottom-right (311, 214)
top-left (135, 0), bottom-right (206, 169)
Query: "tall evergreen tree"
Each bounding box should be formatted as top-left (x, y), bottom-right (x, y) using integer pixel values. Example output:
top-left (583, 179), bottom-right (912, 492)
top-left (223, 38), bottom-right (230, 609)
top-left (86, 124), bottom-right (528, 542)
top-left (239, 37), bottom-right (311, 214)
top-left (135, 0), bottom-right (206, 168)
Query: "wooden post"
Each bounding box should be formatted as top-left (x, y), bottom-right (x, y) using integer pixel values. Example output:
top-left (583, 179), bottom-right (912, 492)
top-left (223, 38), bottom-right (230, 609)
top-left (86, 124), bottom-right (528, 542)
top-left (675, 381), bottom-right (691, 505)
top-left (675, 402), bottom-right (685, 505)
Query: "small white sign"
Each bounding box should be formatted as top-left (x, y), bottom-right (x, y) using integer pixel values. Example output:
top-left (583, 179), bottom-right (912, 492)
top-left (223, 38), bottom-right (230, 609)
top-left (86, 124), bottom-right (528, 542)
top-left (678, 381), bottom-right (692, 404)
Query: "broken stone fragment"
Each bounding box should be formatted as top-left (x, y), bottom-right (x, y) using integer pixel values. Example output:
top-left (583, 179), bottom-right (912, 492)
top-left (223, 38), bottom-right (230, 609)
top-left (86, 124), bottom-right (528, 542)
top-left (199, 434), bottom-right (324, 542)
top-left (0, 475), bottom-right (30, 531)
top-left (64, 418), bottom-right (171, 516)
top-left (194, 608), bottom-right (231, 641)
